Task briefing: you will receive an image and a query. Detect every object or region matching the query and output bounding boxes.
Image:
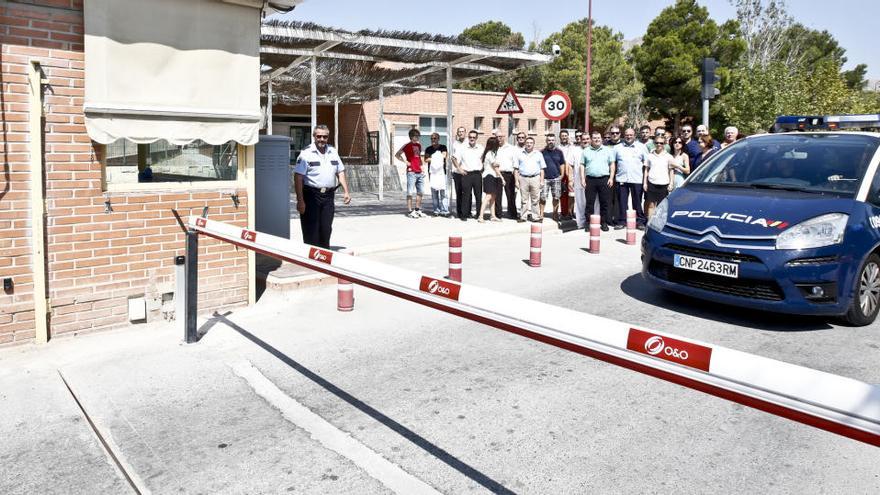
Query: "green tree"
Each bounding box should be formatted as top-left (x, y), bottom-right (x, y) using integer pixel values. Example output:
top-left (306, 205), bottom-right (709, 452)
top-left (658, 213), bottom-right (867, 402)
top-left (843, 64), bottom-right (868, 91)
top-left (460, 21), bottom-right (525, 49)
top-left (632, 0), bottom-right (744, 128)
top-left (457, 21), bottom-right (541, 93)
top-left (719, 0), bottom-right (873, 134)
top-left (540, 19), bottom-right (643, 130)
top-left (719, 61), bottom-right (866, 134)
top-left (778, 24), bottom-right (846, 68)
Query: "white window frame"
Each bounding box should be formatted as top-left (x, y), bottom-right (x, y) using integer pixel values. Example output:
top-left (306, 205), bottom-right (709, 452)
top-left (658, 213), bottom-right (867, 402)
top-left (418, 115), bottom-right (449, 145)
top-left (101, 141), bottom-right (247, 192)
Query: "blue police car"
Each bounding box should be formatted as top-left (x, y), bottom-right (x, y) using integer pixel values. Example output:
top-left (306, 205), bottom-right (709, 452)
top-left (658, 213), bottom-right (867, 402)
top-left (642, 126), bottom-right (880, 325)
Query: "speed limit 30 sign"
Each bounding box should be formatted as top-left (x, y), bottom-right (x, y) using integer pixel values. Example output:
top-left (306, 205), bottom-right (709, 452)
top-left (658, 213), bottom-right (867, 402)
top-left (541, 90), bottom-right (572, 121)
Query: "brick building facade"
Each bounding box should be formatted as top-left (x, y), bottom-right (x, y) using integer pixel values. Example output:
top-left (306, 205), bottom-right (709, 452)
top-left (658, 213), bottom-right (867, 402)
top-left (1, 1), bottom-right (253, 346)
top-left (273, 88), bottom-right (552, 163)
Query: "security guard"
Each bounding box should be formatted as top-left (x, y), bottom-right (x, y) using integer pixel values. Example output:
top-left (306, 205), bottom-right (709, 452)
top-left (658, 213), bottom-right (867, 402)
top-left (294, 125), bottom-right (351, 248)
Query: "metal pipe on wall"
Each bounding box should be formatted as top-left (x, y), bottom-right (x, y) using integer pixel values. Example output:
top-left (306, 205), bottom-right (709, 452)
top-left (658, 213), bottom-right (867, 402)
top-left (267, 79), bottom-right (273, 135)
top-left (378, 85), bottom-right (385, 201)
top-left (446, 66), bottom-right (454, 200)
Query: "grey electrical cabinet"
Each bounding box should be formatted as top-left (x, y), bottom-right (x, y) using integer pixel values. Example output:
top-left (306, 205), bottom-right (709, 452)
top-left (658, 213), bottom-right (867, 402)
top-left (255, 135), bottom-right (292, 239)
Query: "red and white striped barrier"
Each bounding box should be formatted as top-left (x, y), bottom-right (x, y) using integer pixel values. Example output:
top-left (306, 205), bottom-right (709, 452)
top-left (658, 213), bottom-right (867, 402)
top-left (529, 224), bottom-right (542, 267)
top-left (448, 236), bottom-right (462, 282)
top-left (188, 216), bottom-right (880, 447)
top-left (337, 248), bottom-right (354, 312)
top-left (626, 209), bottom-right (637, 245)
top-left (589, 214), bottom-right (601, 254)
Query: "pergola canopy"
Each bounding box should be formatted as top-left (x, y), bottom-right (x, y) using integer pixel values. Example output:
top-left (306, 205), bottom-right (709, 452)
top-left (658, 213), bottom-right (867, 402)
top-left (260, 20), bottom-right (552, 104)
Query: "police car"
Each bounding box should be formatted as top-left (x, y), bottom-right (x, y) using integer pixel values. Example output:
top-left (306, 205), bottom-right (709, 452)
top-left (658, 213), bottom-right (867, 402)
top-left (642, 116), bottom-right (880, 325)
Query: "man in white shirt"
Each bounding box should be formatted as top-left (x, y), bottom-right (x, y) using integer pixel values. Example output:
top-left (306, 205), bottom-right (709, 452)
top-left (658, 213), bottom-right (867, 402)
top-left (453, 129), bottom-right (484, 221)
top-left (492, 128), bottom-right (519, 220)
top-left (515, 137), bottom-right (546, 222)
top-left (450, 126), bottom-right (467, 219)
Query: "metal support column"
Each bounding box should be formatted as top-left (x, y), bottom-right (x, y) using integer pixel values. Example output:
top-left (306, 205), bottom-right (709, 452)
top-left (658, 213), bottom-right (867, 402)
top-left (378, 85), bottom-right (385, 201)
top-left (333, 98), bottom-right (339, 148)
top-left (310, 56), bottom-right (317, 136)
top-left (445, 66), bottom-right (454, 199)
top-left (267, 79), bottom-right (273, 135)
top-left (184, 230), bottom-right (199, 344)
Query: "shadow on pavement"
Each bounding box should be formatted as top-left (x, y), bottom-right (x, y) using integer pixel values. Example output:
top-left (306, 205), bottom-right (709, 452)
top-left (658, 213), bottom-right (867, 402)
top-left (213, 312), bottom-right (515, 495)
top-left (619, 274), bottom-right (834, 331)
top-left (290, 192), bottom-right (408, 219)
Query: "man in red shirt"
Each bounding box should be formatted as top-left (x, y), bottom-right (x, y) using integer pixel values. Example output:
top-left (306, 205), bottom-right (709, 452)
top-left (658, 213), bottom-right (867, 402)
top-left (395, 128), bottom-right (425, 218)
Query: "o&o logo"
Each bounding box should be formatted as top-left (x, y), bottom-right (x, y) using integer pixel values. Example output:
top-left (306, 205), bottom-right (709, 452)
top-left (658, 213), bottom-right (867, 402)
top-left (241, 230), bottom-right (257, 242)
top-left (308, 247), bottom-right (334, 264)
top-left (419, 276), bottom-right (461, 301)
top-left (195, 217), bottom-right (207, 227)
top-left (627, 328), bottom-right (712, 372)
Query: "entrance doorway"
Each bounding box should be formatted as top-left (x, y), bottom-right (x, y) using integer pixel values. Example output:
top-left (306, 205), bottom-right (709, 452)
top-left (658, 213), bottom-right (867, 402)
top-left (272, 116), bottom-right (311, 165)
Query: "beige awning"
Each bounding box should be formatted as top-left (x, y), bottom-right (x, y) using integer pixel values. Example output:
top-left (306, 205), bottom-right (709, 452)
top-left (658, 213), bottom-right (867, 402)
top-left (83, 0), bottom-right (262, 145)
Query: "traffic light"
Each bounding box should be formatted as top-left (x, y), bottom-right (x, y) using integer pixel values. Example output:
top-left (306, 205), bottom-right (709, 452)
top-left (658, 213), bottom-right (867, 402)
top-left (701, 57), bottom-right (721, 100)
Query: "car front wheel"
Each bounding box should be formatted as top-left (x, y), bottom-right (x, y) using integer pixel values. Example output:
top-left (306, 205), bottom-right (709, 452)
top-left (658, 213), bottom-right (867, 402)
top-left (843, 253), bottom-right (880, 326)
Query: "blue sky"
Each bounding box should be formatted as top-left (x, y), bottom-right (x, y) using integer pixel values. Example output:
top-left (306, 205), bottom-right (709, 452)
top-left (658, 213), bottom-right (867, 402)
top-left (278, 0), bottom-right (879, 82)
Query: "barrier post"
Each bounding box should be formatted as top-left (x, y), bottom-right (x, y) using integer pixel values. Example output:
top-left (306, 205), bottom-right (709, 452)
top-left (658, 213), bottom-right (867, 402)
top-left (626, 209), bottom-right (637, 245)
top-left (589, 214), bottom-right (601, 254)
top-left (448, 236), bottom-right (462, 282)
top-left (184, 229), bottom-right (199, 343)
top-left (529, 223), bottom-right (542, 267)
top-left (337, 248), bottom-right (355, 312)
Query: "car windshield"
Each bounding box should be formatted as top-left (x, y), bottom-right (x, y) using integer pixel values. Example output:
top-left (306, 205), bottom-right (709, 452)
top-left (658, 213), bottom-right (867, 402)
top-left (686, 134), bottom-right (880, 197)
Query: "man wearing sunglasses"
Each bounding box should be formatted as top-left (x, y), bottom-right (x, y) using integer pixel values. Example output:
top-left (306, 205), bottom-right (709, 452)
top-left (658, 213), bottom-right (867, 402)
top-left (681, 124), bottom-right (701, 175)
top-left (294, 125), bottom-right (351, 248)
top-left (605, 125), bottom-right (622, 224)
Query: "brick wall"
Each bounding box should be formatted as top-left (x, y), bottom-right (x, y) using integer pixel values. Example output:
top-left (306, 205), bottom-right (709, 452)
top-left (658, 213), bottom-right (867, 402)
top-left (1, 1), bottom-right (250, 346)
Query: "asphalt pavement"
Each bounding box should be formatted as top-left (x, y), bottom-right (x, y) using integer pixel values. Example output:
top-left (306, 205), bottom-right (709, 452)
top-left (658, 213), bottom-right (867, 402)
top-left (2, 218), bottom-right (879, 494)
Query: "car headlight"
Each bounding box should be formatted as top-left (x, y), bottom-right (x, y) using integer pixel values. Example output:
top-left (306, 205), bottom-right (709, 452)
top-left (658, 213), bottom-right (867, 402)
top-left (647, 198), bottom-right (668, 232)
top-left (775, 213), bottom-right (848, 250)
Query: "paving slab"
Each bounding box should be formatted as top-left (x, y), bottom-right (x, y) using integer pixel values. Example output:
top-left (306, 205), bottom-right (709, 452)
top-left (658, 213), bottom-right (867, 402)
top-left (0, 364), bottom-right (128, 495)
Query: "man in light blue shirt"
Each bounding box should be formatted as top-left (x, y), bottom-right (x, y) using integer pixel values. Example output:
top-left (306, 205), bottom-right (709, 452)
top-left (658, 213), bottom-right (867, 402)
top-left (613, 127), bottom-right (647, 229)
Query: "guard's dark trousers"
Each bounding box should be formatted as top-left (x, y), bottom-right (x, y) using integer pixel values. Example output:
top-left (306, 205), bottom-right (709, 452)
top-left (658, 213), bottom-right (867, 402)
top-left (301, 186), bottom-right (336, 248)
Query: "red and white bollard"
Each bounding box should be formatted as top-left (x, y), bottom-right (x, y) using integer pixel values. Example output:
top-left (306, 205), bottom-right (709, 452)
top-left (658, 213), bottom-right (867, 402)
top-left (529, 223), bottom-right (542, 267)
top-left (589, 214), bottom-right (601, 254)
top-left (448, 236), bottom-right (462, 282)
top-left (337, 249), bottom-right (354, 312)
top-left (626, 209), bottom-right (637, 245)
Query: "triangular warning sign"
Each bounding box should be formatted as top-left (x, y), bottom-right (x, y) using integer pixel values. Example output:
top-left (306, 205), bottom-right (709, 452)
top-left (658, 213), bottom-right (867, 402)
top-left (496, 87), bottom-right (524, 114)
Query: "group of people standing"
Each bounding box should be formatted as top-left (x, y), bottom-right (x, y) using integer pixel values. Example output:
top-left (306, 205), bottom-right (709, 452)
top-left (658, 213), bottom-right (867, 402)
top-left (395, 121), bottom-right (739, 230)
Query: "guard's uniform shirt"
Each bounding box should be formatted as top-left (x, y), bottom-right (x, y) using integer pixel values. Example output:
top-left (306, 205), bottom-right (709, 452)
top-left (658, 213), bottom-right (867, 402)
top-left (294, 143), bottom-right (345, 248)
top-left (294, 143), bottom-right (345, 189)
